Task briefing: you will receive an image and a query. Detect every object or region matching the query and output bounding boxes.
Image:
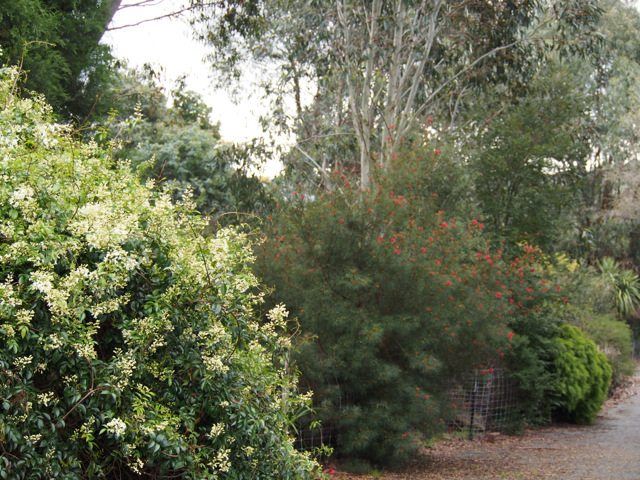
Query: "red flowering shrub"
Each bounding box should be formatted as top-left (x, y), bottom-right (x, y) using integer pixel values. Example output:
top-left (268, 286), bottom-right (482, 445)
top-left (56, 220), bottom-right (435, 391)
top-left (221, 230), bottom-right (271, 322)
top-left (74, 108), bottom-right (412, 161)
top-left (256, 154), bottom-right (560, 467)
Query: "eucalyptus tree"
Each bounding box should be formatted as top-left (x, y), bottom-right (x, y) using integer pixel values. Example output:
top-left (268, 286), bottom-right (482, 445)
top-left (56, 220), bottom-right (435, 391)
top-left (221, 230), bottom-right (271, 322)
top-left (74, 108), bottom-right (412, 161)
top-left (190, 0), bottom-right (603, 187)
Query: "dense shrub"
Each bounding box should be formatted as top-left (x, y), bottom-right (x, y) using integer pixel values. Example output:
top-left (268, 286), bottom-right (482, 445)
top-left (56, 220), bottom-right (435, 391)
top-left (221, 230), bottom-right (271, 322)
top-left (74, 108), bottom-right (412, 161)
top-left (0, 67), bottom-right (317, 479)
top-left (552, 325), bottom-right (612, 424)
top-left (551, 263), bottom-right (634, 389)
top-left (256, 154), bottom-right (562, 467)
top-left (560, 305), bottom-right (634, 389)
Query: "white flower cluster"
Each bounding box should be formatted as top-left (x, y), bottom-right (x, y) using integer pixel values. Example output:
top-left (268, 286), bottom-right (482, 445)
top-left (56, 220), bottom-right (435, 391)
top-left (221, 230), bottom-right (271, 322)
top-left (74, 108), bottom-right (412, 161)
top-left (111, 349), bottom-right (137, 390)
top-left (25, 434), bottom-right (42, 444)
top-left (105, 418), bottom-right (127, 437)
top-left (201, 355), bottom-right (230, 375)
top-left (15, 309), bottom-right (34, 325)
top-left (242, 446), bottom-right (255, 457)
top-left (73, 342), bottom-right (97, 360)
top-left (45, 333), bottom-right (64, 350)
top-left (267, 303), bottom-right (289, 325)
top-left (9, 186), bottom-right (39, 222)
top-left (37, 391), bottom-right (55, 406)
top-left (208, 423), bottom-right (226, 438)
top-left (209, 448), bottom-right (231, 473)
top-left (13, 355), bottom-right (33, 370)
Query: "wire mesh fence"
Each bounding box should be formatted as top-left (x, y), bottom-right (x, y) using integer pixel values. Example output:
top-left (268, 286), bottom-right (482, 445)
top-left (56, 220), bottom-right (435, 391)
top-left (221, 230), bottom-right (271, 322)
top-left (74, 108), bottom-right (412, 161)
top-left (295, 378), bottom-right (352, 461)
top-left (446, 367), bottom-right (520, 439)
top-left (295, 368), bottom-right (521, 456)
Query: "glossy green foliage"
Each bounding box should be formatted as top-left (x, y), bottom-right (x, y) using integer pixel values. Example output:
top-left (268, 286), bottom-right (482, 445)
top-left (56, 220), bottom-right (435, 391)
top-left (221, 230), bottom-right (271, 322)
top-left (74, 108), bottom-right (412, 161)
top-left (0, 67), bottom-right (317, 479)
top-left (553, 325), bottom-right (612, 424)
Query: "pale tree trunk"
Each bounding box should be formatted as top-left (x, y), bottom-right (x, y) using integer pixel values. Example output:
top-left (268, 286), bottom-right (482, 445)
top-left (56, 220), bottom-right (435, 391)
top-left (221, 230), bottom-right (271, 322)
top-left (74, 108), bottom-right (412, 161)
top-left (337, 0), bottom-right (381, 189)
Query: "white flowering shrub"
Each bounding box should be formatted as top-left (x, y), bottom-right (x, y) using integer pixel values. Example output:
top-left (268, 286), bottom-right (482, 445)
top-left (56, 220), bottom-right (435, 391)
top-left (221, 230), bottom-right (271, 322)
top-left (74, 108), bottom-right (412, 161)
top-left (0, 66), bottom-right (317, 479)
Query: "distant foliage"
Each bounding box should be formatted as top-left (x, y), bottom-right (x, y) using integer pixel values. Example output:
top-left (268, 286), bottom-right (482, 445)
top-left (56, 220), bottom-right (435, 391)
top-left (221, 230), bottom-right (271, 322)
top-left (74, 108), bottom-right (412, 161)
top-left (256, 152), bottom-right (562, 467)
top-left (98, 67), bottom-right (275, 224)
top-left (597, 257), bottom-right (640, 320)
top-left (0, 67), bottom-right (316, 479)
top-left (553, 325), bottom-right (612, 425)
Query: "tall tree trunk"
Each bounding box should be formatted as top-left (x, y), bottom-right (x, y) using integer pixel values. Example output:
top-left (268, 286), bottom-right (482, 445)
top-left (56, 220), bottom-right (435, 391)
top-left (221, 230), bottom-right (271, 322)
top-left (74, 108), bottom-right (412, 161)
top-left (104, 0), bottom-right (124, 33)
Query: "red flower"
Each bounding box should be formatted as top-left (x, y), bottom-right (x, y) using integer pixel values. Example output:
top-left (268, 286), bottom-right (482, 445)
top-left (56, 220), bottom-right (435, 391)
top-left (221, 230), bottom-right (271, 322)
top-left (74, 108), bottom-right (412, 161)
top-left (433, 193), bottom-right (438, 197)
top-left (367, 208), bottom-right (373, 213)
top-left (435, 149), bottom-right (440, 154)
top-left (556, 286), bottom-right (562, 291)
top-left (507, 332), bottom-right (514, 341)
top-left (420, 247), bottom-right (426, 253)
top-left (391, 238), bottom-right (396, 243)
top-left (419, 226), bottom-right (424, 231)
top-left (292, 191), bottom-right (297, 195)
top-left (477, 253), bottom-right (483, 257)
top-left (472, 219), bottom-right (478, 224)
top-left (339, 219), bottom-right (344, 223)
top-left (395, 249), bottom-right (400, 254)
top-left (441, 222), bottom-right (448, 227)
top-left (495, 292), bottom-right (502, 298)
top-left (428, 117), bottom-right (433, 122)
top-left (478, 223), bottom-right (484, 228)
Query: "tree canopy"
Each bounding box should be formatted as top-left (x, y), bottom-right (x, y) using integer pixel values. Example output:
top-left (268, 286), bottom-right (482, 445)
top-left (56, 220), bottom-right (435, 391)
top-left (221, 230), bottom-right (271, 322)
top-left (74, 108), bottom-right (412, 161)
top-left (0, 0), bottom-right (118, 120)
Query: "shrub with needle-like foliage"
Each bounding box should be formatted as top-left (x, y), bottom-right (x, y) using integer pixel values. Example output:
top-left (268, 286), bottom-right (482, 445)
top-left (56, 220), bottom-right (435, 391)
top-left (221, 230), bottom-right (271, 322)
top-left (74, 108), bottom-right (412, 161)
top-left (256, 153), bottom-right (564, 468)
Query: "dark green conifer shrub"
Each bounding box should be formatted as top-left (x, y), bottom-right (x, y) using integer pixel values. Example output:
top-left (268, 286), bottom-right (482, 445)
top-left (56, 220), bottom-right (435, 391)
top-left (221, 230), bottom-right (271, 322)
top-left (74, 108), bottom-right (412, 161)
top-left (256, 153), bottom-right (562, 467)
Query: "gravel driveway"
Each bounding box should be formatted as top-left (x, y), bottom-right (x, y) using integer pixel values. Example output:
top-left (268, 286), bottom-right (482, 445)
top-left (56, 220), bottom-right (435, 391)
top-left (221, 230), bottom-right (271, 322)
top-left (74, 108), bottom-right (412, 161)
top-left (328, 371), bottom-right (640, 479)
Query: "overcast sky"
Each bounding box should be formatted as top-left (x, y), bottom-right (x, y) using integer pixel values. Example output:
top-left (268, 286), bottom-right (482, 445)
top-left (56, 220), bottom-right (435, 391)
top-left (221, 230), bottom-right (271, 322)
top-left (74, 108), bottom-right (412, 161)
top-left (102, 0), bottom-right (271, 146)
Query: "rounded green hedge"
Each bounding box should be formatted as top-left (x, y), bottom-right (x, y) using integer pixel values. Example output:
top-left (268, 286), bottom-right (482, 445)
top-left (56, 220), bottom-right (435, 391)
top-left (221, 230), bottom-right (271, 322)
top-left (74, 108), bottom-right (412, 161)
top-left (553, 324), bottom-right (612, 424)
top-left (0, 66), bottom-right (316, 479)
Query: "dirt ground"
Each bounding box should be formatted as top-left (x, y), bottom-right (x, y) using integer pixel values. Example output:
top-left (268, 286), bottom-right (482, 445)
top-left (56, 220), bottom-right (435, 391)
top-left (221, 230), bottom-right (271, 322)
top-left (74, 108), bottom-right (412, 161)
top-left (324, 371), bottom-right (640, 479)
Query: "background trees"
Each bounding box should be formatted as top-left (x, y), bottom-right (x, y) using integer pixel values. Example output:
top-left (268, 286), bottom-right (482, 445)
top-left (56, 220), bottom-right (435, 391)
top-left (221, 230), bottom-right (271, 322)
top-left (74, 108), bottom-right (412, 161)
top-left (0, 0), bottom-right (119, 120)
top-left (191, 0), bottom-right (602, 186)
top-left (93, 65), bottom-right (275, 224)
